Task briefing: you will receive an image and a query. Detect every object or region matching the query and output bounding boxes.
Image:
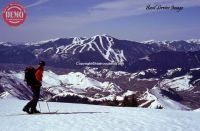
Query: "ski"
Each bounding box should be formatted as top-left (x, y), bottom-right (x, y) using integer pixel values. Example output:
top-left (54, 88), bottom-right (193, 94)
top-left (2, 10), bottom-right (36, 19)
top-left (29, 110), bottom-right (59, 115)
top-left (4, 110), bottom-right (59, 116)
top-left (30, 111), bottom-right (58, 115)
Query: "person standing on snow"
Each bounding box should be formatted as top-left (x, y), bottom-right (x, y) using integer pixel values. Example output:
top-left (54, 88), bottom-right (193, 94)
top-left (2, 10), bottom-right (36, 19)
top-left (23, 61), bottom-right (45, 114)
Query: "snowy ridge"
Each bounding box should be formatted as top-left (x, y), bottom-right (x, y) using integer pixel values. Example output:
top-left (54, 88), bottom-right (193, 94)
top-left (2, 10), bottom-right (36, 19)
top-left (84, 67), bottom-right (130, 79)
top-left (160, 75), bottom-right (193, 91)
top-left (95, 90), bottom-right (136, 101)
top-left (0, 67), bottom-right (199, 110)
top-left (142, 39), bottom-right (200, 45)
top-left (0, 70), bottom-right (122, 100)
top-left (25, 38), bottom-right (60, 46)
top-left (43, 71), bottom-right (122, 93)
top-left (0, 42), bottom-right (13, 46)
top-left (142, 40), bottom-right (170, 45)
top-left (0, 72), bottom-right (32, 100)
top-left (141, 87), bottom-right (190, 110)
top-left (56, 35), bottom-right (127, 63)
top-left (165, 68), bottom-right (182, 76)
top-left (186, 39), bottom-right (200, 44)
top-left (149, 87), bottom-right (190, 110)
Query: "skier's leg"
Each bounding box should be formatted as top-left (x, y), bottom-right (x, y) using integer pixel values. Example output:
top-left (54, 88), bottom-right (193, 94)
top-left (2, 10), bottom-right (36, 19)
top-left (23, 86), bottom-right (35, 113)
top-left (30, 87), bottom-right (40, 113)
top-left (23, 101), bottom-right (32, 113)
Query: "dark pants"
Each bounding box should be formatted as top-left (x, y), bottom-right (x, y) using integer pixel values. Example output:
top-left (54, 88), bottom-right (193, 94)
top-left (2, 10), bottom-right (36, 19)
top-left (24, 85), bottom-right (41, 112)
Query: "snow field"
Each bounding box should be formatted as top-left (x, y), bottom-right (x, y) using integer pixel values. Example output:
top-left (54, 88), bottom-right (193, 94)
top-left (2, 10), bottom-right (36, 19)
top-left (0, 99), bottom-right (200, 131)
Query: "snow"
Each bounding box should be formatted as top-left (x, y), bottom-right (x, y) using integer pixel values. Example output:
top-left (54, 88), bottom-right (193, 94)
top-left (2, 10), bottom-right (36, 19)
top-left (58, 72), bottom-right (102, 90)
top-left (149, 87), bottom-right (190, 110)
top-left (56, 45), bottom-right (65, 54)
top-left (190, 68), bottom-right (200, 71)
top-left (0, 92), bottom-right (14, 99)
top-left (139, 87), bottom-right (190, 110)
top-left (160, 75), bottom-right (193, 91)
top-left (137, 78), bottom-right (159, 81)
top-left (186, 39), bottom-right (200, 44)
top-left (166, 68), bottom-right (182, 76)
top-left (142, 39), bottom-right (200, 46)
top-left (145, 68), bottom-right (157, 73)
top-left (9, 71), bottom-right (122, 95)
top-left (194, 108), bottom-right (200, 111)
top-left (138, 71), bottom-right (145, 76)
top-left (0, 70), bottom-right (122, 100)
top-left (122, 90), bottom-right (135, 97)
top-left (101, 82), bottom-right (122, 93)
top-left (142, 40), bottom-right (171, 45)
top-left (105, 70), bottom-right (129, 79)
top-left (139, 56), bottom-right (151, 61)
top-left (0, 72), bottom-right (32, 100)
top-left (25, 38), bottom-right (60, 46)
top-left (57, 35), bottom-right (127, 63)
top-left (96, 90), bottom-right (135, 101)
top-left (142, 40), bottom-right (162, 44)
top-left (44, 71), bottom-right (122, 93)
top-left (96, 94), bottom-right (118, 101)
top-left (44, 47), bottom-right (54, 53)
top-left (0, 99), bottom-right (200, 131)
top-left (0, 42), bottom-right (12, 46)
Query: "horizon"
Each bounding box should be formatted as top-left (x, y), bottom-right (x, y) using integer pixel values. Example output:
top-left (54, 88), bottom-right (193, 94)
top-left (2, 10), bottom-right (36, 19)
top-left (0, 34), bottom-right (200, 43)
top-left (0, 0), bottom-right (200, 42)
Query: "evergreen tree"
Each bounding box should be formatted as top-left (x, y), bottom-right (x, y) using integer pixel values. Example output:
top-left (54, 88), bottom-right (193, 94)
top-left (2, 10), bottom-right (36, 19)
top-left (130, 95), bottom-right (138, 107)
top-left (122, 96), bottom-right (129, 106)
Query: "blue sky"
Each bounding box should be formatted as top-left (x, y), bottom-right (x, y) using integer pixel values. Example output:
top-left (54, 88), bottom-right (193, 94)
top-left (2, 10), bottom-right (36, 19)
top-left (0, 0), bottom-right (200, 42)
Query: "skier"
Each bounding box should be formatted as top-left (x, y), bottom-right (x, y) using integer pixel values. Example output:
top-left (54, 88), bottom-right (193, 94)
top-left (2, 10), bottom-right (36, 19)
top-left (23, 61), bottom-right (46, 114)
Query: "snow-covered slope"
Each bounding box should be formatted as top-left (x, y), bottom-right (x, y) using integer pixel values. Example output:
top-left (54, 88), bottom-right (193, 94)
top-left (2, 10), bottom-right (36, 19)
top-left (194, 108), bottom-right (200, 111)
top-left (160, 75), bottom-right (193, 91)
top-left (44, 71), bottom-right (122, 94)
top-left (56, 35), bottom-right (126, 63)
top-left (148, 87), bottom-right (190, 110)
top-left (0, 99), bottom-right (200, 131)
top-left (0, 72), bottom-right (32, 100)
top-left (0, 70), bottom-right (122, 100)
top-left (25, 38), bottom-right (60, 46)
top-left (142, 39), bottom-right (200, 52)
top-left (187, 39), bottom-right (200, 44)
top-left (143, 39), bottom-right (200, 45)
top-left (139, 87), bottom-right (190, 110)
top-left (1, 67), bottom-right (200, 110)
top-left (142, 40), bottom-right (170, 45)
top-left (1, 35), bottom-right (200, 71)
top-left (0, 42), bottom-right (14, 46)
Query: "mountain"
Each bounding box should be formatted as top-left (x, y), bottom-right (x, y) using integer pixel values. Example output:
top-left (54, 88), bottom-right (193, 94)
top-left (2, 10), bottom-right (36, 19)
top-left (0, 70), bottom-right (123, 101)
top-left (1, 35), bottom-right (200, 71)
top-left (126, 50), bottom-right (200, 72)
top-left (1, 35), bottom-right (200, 110)
top-left (1, 67), bottom-right (200, 110)
top-left (143, 39), bottom-right (200, 51)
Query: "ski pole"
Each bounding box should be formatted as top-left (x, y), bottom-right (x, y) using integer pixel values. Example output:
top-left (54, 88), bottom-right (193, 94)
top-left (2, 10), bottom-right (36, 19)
top-left (46, 101), bottom-right (50, 112)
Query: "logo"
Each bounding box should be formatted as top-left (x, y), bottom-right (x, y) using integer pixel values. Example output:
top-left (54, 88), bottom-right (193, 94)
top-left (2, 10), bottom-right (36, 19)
top-left (2, 2), bottom-right (27, 27)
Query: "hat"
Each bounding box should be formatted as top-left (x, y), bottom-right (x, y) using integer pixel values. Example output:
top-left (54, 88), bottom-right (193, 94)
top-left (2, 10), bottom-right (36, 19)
top-left (39, 61), bottom-right (46, 66)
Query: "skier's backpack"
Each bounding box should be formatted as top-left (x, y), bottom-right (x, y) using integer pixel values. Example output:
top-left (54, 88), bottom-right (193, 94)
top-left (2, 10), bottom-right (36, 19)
top-left (24, 66), bottom-right (36, 86)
